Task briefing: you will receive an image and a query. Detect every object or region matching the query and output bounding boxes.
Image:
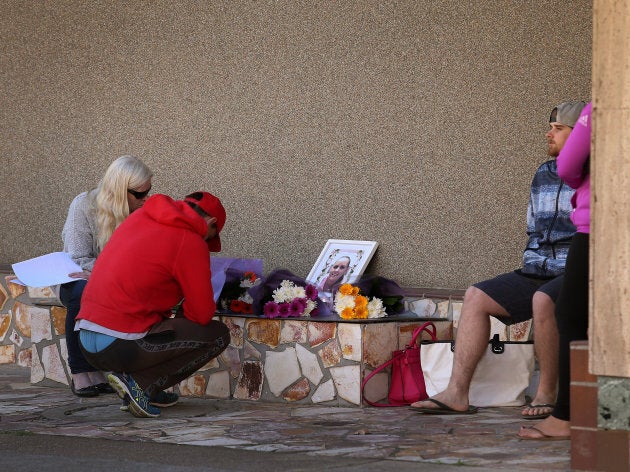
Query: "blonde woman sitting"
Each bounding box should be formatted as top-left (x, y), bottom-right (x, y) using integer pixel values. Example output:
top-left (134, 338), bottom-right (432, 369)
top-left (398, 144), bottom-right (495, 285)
top-left (60, 155), bottom-right (153, 397)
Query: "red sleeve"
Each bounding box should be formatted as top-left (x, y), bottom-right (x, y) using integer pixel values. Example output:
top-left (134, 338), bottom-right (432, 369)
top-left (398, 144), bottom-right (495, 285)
top-left (173, 233), bottom-right (215, 325)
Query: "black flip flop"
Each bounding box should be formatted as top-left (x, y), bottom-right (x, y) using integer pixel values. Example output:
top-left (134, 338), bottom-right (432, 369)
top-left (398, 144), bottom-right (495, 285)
top-left (521, 403), bottom-right (554, 420)
top-left (410, 398), bottom-right (478, 415)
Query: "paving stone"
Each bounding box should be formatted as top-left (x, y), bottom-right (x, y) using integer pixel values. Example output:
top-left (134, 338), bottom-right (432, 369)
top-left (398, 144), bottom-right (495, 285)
top-left (0, 365), bottom-right (571, 470)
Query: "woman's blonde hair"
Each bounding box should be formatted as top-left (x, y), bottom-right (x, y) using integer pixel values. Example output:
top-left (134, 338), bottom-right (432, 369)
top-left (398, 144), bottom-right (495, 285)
top-left (93, 155), bottom-right (153, 251)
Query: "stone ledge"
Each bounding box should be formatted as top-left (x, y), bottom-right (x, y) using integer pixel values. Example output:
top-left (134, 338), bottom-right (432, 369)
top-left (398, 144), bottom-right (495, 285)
top-left (166, 315), bottom-right (457, 406)
top-left (27, 305), bottom-right (459, 407)
top-left (0, 274), bottom-right (34, 369)
top-left (0, 270), bottom-right (532, 407)
top-left (403, 286), bottom-right (465, 299)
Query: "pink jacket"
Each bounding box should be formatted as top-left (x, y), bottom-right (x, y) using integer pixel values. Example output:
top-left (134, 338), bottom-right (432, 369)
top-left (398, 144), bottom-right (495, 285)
top-left (557, 102), bottom-right (591, 233)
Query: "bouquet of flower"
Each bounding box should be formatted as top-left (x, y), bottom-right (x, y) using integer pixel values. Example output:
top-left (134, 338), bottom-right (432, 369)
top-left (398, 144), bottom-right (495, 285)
top-left (218, 270), bottom-right (260, 314)
top-left (334, 283), bottom-right (387, 319)
top-left (263, 280), bottom-right (319, 318)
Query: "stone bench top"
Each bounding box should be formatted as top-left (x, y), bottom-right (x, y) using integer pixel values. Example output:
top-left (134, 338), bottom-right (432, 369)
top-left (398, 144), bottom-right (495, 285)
top-left (214, 310), bottom-right (445, 323)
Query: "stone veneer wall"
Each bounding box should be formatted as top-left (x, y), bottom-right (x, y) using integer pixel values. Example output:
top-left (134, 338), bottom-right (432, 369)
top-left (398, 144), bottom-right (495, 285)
top-left (0, 274), bottom-right (50, 372)
top-left (182, 315), bottom-right (460, 406)
top-left (0, 272), bottom-right (533, 406)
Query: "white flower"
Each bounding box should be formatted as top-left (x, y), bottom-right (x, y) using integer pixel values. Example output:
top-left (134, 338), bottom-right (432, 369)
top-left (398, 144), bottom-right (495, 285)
top-left (303, 299), bottom-right (317, 317)
top-left (273, 280), bottom-right (308, 304)
top-left (292, 286), bottom-right (306, 300)
top-left (273, 284), bottom-right (293, 302)
top-left (279, 280), bottom-right (293, 290)
top-left (334, 294), bottom-right (355, 314)
top-left (367, 297), bottom-right (387, 318)
top-left (240, 277), bottom-right (260, 288)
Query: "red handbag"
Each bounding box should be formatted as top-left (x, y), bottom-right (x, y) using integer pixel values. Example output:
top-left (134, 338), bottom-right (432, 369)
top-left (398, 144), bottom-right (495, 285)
top-left (361, 321), bottom-right (437, 407)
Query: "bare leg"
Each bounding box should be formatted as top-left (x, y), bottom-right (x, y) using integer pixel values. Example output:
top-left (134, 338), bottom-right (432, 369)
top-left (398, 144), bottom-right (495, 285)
top-left (411, 286), bottom-right (509, 411)
top-left (522, 291), bottom-right (559, 418)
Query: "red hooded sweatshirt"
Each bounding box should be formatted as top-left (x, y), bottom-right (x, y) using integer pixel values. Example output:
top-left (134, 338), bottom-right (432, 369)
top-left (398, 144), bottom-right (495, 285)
top-left (77, 194), bottom-right (215, 334)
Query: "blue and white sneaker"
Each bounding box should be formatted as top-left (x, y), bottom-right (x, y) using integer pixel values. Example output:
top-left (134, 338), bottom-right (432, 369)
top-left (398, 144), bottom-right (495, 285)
top-left (120, 397), bottom-right (130, 412)
top-left (150, 390), bottom-right (179, 408)
top-left (119, 390), bottom-right (179, 411)
top-left (107, 372), bottom-right (161, 418)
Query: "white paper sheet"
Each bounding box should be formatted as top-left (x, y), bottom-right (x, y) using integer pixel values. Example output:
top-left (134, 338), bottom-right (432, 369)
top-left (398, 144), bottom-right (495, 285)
top-left (12, 252), bottom-right (85, 287)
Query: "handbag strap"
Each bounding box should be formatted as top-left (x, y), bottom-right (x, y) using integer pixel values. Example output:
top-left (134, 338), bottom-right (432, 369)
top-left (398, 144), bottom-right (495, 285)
top-left (361, 321), bottom-right (437, 407)
top-left (407, 320), bottom-right (437, 348)
top-left (361, 353), bottom-right (399, 407)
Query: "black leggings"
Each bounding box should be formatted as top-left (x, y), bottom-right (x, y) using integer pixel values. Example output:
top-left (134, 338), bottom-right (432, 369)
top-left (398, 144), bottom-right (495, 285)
top-left (60, 280), bottom-right (95, 374)
top-left (80, 317), bottom-right (230, 398)
top-left (552, 232), bottom-right (589, 421)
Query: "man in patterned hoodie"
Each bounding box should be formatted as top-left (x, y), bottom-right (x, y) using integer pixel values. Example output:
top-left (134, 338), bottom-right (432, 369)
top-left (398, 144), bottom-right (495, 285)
top-left (412, 101), bottom-right (587, 417)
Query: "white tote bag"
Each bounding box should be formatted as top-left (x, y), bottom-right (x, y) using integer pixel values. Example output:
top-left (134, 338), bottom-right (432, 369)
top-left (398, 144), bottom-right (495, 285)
top-left (420, 334), bottom-right (534, 407)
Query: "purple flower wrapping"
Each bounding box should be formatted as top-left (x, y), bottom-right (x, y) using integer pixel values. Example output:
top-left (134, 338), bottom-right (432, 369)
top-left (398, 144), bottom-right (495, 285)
top-left (352, 275), bottom-right (405, 315)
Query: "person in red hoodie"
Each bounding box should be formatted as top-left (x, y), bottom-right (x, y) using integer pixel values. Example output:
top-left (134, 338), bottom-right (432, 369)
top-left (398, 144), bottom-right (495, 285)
top-left (76, 191), bottom-right (230, 418)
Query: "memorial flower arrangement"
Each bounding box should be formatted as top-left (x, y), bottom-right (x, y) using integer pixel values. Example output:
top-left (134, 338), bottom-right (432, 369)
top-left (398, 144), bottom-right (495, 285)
top-left (219, 271), bottom-right (260, 314)
top-left (334, 283), bottom-right (387, 319)
top-left (262, 280), bottom-right (319, 318)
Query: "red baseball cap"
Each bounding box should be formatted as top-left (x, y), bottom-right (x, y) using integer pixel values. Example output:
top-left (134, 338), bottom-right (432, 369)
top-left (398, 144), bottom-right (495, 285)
top-left (184, 191), bottom-right (226, 252)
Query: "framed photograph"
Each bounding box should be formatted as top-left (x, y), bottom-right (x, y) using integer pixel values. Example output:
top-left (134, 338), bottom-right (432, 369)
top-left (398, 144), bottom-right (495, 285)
top-left (306, 239), bottom-right (379, 297)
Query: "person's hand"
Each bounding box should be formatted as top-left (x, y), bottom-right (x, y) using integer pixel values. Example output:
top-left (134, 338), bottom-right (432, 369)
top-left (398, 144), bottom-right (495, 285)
top-left (68, 271), bottom-right (91, 280)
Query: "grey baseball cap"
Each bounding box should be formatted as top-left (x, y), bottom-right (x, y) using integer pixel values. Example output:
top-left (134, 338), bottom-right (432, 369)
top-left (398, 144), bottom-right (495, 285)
top-left (549, 101), bottom-right (588, 127)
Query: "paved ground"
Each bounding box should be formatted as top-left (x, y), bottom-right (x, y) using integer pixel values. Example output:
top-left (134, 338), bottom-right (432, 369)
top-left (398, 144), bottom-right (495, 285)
top-left (0, 365), bottom-right (570, 471)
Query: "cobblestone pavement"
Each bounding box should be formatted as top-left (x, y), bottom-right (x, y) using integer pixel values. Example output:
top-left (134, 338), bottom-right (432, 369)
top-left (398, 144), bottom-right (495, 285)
top-left (0, 366), bottom-right (570, 470)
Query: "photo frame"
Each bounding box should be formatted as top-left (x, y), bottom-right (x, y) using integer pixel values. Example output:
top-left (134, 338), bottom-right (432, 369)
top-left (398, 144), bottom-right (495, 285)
top-left (306, 239), bottom-right (379, 296)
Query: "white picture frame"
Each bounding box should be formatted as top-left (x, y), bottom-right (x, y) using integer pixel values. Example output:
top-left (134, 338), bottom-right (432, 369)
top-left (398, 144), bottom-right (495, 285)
top-left (306, 239), bottom-right (379, 297)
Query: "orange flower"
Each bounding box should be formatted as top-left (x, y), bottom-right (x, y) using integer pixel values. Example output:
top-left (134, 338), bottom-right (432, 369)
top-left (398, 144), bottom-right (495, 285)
top-left (339, 284), bottom-right (355, 296)
top-left (335, 284), bottom-right (372, 319)
top-left (355, 307), bottom-right (369, 319)
top-left (340, 307), bottom-right (355, 319)
top-left (355, 295), bottom-right (368, 308)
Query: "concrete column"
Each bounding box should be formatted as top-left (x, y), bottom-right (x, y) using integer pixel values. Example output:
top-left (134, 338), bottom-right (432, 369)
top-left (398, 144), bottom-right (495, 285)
top-left (588, 0), bottom-right (630, 469)
top-left (591, 0), bottom-right (630, 379)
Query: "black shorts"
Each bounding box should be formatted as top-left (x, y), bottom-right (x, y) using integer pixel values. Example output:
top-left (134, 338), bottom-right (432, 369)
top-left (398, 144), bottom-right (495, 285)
top-left (473, 271), bottom-right (564, 325)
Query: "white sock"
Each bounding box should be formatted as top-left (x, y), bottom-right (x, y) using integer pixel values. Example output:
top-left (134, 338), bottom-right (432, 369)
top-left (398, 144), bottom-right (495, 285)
top-left (72, 372), bottom-right (93, 390)
top-left (87, 371), bottom-right (108, 385)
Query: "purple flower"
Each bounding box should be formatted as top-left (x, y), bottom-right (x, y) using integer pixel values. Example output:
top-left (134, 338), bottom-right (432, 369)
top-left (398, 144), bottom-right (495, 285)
top-left (305, 284), bottom-right (318, 301)
top-left (289, 298), bottom-right (306, 317)
top-left (278, 302), bottom-right (291, 318)
top-left (263, 301), bottom-right (280, 318)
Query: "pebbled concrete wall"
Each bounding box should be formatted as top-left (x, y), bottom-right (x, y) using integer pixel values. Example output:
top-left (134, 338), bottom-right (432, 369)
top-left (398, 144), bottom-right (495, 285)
top-left (0, 1), bottom-right (592, 289)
